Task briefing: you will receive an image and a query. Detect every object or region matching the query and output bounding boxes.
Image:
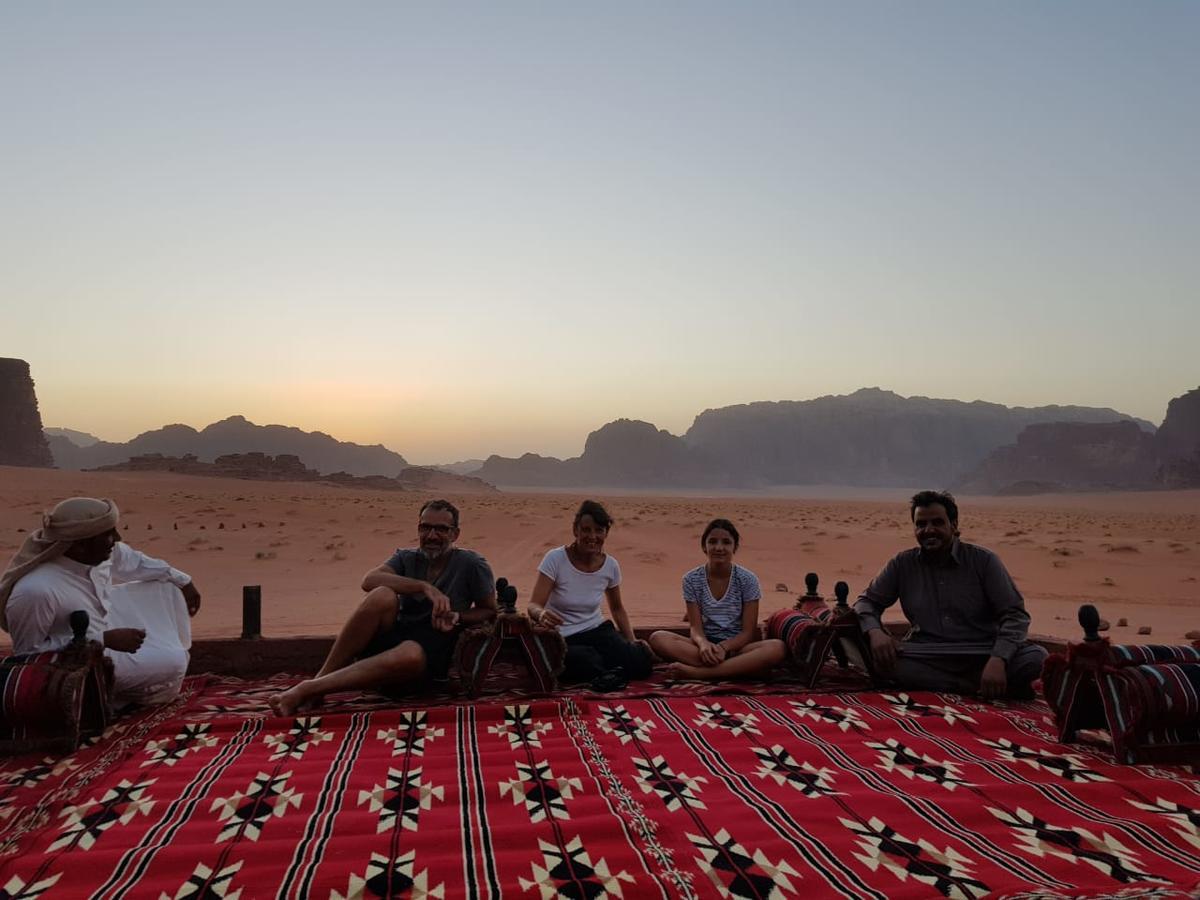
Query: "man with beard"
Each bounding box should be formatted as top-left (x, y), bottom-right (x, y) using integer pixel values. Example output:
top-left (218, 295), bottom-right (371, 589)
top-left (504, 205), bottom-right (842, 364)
top-left (1, 497), bottom-right (202, 706)
top-left (270, 499), bottom-right (496, 715)
top-left (854, 490), bottom-right (1047, 700)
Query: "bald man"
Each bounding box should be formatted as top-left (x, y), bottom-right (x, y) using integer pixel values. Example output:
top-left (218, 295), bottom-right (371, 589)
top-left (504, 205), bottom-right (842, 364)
top-left (0, 497), bottom-right (202, 706)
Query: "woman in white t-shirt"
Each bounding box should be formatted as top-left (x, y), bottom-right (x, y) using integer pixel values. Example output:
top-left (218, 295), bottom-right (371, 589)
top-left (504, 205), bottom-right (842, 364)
top-left (527, 500), bottom-right (653, 686)
top-left (649, 518), bottom-right (785, 680)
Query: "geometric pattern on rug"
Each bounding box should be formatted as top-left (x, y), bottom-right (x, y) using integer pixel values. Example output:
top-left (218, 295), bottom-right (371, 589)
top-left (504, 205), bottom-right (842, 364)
top-left (0, 679), bottom-right (1198, 899)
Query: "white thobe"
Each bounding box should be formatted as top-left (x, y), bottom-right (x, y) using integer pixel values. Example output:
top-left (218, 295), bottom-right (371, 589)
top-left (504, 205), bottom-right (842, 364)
top-left (6, 542), bottom-right (193, 705)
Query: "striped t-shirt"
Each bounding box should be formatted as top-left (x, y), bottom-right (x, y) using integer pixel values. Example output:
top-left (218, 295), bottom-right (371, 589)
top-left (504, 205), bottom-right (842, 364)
top-left (682, 565), bottom-right (763, 642)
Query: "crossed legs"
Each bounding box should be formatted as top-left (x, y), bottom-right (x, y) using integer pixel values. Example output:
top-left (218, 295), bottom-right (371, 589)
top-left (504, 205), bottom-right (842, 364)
top-left (648, 631), bottom-right (786, 680)
top-left (889, 642), bottom-right (1049, 699)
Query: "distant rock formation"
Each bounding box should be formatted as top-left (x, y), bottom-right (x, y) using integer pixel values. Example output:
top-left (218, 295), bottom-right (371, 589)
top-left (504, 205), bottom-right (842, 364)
top-left (475, 389), bottom-right (1150, 488)
top-left (955, 421), bottom-right (1159, 493)
top-left (582, 419), bottom-right (718, 486)
top-left (434, 458), bottom-right (486, 476)
top-left (475, 419), bottom-right (722, 488)
top-left (0, 358), bottom-right (53, 468)
top-left (474, 452), bottom-right (573, 487)
top-left (43, 426), bottom-right (100, 447)
top-left (395, 466), bottom-right (498, 494)
top-left (95, 452), bottom-right (323, 480)
top-left (959, 386), bottom-right (1200, 494)
top-left (1156, 388), bottom-right (1200, 488)
top-left (684, 388), bottom-right (1152, 487)
top-left (93, 453), bottom-right (498, 493)
top-left (48, 415), bottom-right (408, 477)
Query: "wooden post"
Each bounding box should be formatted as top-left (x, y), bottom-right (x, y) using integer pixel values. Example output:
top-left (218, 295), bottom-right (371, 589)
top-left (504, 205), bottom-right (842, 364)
top-left (242, 585), bottom-right (262, 640)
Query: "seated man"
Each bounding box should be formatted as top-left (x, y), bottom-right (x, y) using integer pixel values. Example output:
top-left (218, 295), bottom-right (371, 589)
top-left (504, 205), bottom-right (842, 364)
top-left (0, 497), bottom-right (202, 706)
top-left (854, 490), bottom-right (1048, 700)
top-left (269, 499), bottom-right (496, 715)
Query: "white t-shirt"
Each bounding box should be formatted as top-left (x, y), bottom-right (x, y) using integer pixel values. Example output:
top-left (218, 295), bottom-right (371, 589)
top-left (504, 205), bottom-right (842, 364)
top-left (536, 545), bottom-right (621, 637)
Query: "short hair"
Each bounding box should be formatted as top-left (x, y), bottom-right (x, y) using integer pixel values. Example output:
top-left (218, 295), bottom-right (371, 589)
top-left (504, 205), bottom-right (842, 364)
top-left (701, 518), bottom-right (740, 550)
top-left (573, 499), bottom-right (612, 531)
top-left (419, 498), bottom-right (460, 528)
top-left (910, 490), bottom-right (958, 525)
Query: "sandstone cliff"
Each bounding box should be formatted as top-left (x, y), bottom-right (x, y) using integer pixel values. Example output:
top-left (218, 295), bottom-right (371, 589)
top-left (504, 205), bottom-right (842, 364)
top-left (957, 386), bottom-right (1200, 494)
top-left (475, 419), bottom-right (722, 488)
top-left (474, 389), bottom-right (1148, 489)
top-left (955, 421), bottom-right (1159, 493)
top-left (1155, 388), bottom-right (1200, 488)
top-left (683, 388), bottom-right (1152, 487)
top-left (0, 358), bottom-right (53, 468)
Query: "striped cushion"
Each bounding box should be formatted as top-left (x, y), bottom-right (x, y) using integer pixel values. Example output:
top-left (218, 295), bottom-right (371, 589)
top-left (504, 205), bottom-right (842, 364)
top-left (1109, 644), bottom-right (1200, 665)
top-left (0, 646), bottom-right (112, 754)
top-left (1117, 662), bottom-right (1200, 728)
top-left (455, 615), bottom-right (567, 697)
top-left (766, 604), bottom-right (835, 681)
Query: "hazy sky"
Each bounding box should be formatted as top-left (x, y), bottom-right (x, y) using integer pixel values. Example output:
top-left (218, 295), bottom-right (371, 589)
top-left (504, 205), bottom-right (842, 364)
top-left (3, 3), bottom-right (1197, 463)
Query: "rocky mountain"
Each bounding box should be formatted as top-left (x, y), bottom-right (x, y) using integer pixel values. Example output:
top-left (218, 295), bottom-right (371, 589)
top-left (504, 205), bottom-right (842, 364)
top-left (1155, 388), bottom-right (1200, 488)
top-left (48, 415), bottom-right (408, 477)
top-left (474, 452), bottom-right (574, 487)
top-left (434, 458), bottom-right (487, 476)
top-left (394, 466), bottom-right (498, 494)
top-left (958, 386), bottom-right (1200, 493)
top-left (0, 358), bottom-right (53, 467)
top-left (474, 419), bottom-right (722, 488)
top-left (474, 389), bottom-right (1152, 489)
top-left (44, 426), bottom-right (100, 447)
top-left (955, 421), bottom-right (1159, 493)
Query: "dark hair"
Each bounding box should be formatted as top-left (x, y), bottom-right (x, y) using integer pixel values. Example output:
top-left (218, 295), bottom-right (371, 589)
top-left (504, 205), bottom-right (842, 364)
top-left (910, 490), bottom-right (958, 525)
top-left (701, 518), bottom-right (740, 550)
top-left (419, 498), bottom-right (460, 528)
top-left (573, 499), bottom-right (612, 531)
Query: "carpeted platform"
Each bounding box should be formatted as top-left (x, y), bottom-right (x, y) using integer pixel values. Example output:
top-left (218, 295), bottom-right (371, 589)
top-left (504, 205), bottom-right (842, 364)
top-left (1, 675), bottom-right (1199, 898)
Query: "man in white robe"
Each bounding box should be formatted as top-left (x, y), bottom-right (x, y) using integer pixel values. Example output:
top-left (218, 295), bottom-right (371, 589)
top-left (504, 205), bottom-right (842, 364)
top-left (0, 497), bottom-right (201, 706)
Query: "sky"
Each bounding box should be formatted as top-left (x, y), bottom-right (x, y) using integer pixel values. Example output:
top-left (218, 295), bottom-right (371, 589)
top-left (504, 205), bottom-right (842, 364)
top-left (3, 3), bottom-right (1197, 464)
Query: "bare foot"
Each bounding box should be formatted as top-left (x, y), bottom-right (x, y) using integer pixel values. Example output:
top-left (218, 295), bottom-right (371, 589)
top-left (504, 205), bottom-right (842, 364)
top-left (664, 662), bottom-right (705, 682)
top-left (269, 684), bottom-right (309, 717)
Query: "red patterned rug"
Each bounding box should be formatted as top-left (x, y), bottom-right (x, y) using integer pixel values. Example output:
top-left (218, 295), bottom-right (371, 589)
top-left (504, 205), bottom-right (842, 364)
top-left (1, 676), bottom-right (1198, 898)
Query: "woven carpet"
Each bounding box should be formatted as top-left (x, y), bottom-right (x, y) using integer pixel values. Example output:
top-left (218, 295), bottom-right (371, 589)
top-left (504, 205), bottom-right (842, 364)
top-left (1, 675), bottom-right (1199, 899)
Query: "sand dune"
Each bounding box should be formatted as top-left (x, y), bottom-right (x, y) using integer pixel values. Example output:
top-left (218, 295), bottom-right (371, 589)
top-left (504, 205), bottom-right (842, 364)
top-left (0, 466), bottom-right (1196, 645)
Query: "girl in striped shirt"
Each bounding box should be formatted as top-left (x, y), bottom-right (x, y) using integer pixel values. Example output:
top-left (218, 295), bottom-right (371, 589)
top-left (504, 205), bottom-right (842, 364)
top-left (649, 518), bottom-right (785, 680)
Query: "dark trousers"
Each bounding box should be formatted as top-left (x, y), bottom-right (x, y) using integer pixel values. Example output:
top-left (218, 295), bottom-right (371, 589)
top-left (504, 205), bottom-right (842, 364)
top-left (563, 621), bottom-right (653, 683)
top-left (891, 642), bottom-right (1048, 697)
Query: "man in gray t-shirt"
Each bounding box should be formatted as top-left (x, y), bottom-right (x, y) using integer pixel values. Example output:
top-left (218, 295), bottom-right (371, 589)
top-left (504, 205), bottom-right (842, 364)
top-left (269, 499), bottom-right (496, 715)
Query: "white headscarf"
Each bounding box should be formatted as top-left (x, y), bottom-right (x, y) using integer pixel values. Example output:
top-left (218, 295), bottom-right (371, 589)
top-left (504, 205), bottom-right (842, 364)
top-left (0, 497), bottom-right (120, 631)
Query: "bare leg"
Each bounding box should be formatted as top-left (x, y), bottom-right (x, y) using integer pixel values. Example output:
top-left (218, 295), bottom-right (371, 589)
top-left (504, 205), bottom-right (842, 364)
top-left (636, 638), bottom-right (658, 663)
top-left (314, 586), bottom-right (398, 678)
top-left (667, 639), bottom-right (786, 681)
top-left (649, 631), bottom-right (704, 665)
top-left (270, 641), bottom-right (427, 717)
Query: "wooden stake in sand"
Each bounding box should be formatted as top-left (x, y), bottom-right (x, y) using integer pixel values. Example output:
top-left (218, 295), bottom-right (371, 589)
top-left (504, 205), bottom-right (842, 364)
top-left (242, 585), bottom-right (262, 640)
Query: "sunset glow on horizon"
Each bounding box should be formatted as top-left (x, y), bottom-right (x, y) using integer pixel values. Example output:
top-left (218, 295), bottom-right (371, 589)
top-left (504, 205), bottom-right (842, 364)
top-left (4, 3), bottom-right (1197, 464)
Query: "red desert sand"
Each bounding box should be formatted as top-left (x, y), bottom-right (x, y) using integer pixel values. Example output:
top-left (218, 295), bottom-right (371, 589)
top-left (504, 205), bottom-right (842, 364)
top-left (0, 466), bottom-right (1196, 646)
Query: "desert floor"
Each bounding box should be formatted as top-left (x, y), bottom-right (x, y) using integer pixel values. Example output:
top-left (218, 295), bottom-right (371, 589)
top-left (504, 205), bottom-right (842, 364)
top-left (1, 467), bottom-right (1197, 645)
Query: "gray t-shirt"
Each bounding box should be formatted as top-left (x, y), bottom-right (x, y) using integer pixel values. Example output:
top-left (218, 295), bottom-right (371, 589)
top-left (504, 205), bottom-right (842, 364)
top-left (383, 548), bottom-right (495, 626)
top-left (682, 564), bottom-right (762, 642)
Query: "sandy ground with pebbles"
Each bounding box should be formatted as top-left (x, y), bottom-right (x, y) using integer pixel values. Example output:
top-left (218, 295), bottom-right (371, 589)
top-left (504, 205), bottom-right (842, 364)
top-left (1, 466), bottom-right (1197, 645)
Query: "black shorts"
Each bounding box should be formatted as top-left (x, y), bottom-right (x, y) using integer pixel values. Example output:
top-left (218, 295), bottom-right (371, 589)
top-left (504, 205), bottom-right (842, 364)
top-left (361, 620), bottom-right (459, 679)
